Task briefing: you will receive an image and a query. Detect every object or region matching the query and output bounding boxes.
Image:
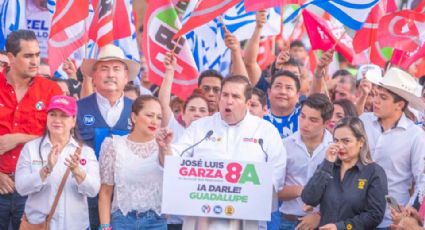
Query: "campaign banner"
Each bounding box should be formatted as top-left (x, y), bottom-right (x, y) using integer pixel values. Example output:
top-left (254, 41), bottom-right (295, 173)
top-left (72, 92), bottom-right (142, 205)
top-left (162, 156), bottom-right (273, 221)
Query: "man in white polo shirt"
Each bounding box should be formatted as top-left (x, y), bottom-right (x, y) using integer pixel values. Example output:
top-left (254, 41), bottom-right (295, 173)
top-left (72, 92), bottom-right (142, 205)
top-left (157, 75), bottom-right (287, 229)
top-left (361, 67), bottom-right (425, 229)
top-left (278, 93), bottom-right (333, 230)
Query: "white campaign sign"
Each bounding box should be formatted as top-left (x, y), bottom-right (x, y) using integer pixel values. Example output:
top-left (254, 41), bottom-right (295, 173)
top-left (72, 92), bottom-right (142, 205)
top-left (162, 156), bottom-right (273, 221)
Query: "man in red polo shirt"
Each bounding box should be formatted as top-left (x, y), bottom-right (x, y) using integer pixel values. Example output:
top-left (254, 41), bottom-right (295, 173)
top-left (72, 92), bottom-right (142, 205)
top-left (0, 30), bottom-right (61, 229)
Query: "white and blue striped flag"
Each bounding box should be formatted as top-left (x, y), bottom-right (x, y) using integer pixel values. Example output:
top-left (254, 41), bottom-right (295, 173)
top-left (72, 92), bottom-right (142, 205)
top-left (284, 0), bottom-right (380, 30)
top-left (0, 0), bottom-right (27, 49)
top-left (222, 0), bottom-right (281, 41)
top-left (182, 0), bottom-right (281, 76)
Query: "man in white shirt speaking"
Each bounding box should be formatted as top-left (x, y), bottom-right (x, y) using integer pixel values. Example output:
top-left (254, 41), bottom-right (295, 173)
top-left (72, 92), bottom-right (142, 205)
top-left (157, 75), bottom-right (287, 229)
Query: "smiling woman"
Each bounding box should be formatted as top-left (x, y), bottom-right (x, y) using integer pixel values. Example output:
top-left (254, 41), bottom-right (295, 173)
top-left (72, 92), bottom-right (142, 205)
top-left (98, 95), bottom-right (167, 230)
top-left (15, 95), bottom-right (100, 230)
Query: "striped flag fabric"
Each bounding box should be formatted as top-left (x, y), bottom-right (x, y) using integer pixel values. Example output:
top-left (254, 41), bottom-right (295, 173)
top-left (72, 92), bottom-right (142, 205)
top-left (48, 0), bottom-right (89, 75)
top-left (173, 0), bottom-right (240, 39)
top-left (0, 0), bottom-right (27, 49)
top-left (89, 0), bottom-right (114, 46)
top-left (285, 0), bottom-right (379, 31)
top-left (222, 1), bottom-right (281, 41)
top-left (89, 0), bottom-right (131, 47)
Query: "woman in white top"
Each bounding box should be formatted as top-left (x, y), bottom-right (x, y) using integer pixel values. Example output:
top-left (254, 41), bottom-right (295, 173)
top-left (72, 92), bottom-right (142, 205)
top-left (159, 52), bottom-right (210, 142)
top-left (98, 95), bottom-right (166, 230)
top-left (15, 95), bottom-right (100, 230)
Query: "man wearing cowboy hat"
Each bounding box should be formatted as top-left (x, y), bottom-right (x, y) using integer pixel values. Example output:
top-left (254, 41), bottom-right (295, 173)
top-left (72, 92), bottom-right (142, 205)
top-left (360, 67), bottom-right (425, 229)
top-left (76, 44), bottom-right (140, 230)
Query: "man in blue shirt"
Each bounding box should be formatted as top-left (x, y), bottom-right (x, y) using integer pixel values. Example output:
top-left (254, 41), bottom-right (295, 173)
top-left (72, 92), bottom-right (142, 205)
top-left (265, 70), bottom-right (301, 139)
top-left (76, 44), bottom-right (140, 230)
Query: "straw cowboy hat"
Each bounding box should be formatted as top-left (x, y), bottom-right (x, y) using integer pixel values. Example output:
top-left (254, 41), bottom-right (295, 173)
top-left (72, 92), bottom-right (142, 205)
top-left (81, 44), bottom-right (140, 81)
top-left (366, 67), bottom-right (425, 111)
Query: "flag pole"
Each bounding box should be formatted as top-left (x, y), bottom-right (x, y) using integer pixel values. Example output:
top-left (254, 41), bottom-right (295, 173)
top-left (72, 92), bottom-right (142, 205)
top-left (172, 0), bottom-right (202, 53)
top-left (320, 30), bottom-right (346, 98)
top-left (218, 15), bottom-right (229, 33)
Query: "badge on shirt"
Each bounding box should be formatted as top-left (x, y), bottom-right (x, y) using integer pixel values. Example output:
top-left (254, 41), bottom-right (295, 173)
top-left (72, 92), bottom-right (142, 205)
top-left (35, 101), bottom-right (45, 111)
top-left (346, 223), bottom-right (353, 230)
top-left (80, 159), bottom-right (87, 166)
top-left (83, 115), bottom-right (95, 126)
top-left (358, 179), bottom-right (367, 190)
top-left (207, 136), bottom-right (221, 142)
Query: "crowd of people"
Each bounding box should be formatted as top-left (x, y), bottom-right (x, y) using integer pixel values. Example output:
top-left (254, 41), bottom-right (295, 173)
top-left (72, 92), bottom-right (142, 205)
top-left (0, 8), bottom-right (425, 230)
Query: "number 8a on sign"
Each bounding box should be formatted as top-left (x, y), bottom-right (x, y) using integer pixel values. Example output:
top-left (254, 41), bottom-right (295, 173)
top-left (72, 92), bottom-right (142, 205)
top-left (225, 163), bottom-right (260, 185)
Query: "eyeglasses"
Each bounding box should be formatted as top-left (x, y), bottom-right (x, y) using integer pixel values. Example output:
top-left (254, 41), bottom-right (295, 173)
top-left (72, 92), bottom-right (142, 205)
top-left (201, 86), bottom-right (220, 94)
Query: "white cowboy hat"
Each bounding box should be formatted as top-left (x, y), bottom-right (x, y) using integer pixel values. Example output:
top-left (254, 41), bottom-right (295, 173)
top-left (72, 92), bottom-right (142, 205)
top-left (367, 67), bottom-right (425, 111)
top-left (80, 44), bottom-right (140, 81)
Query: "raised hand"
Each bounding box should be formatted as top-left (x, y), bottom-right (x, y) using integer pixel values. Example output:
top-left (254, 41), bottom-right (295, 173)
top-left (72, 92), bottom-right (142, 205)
top-left (224, 30), bottom-right (240, 52)
top-left (325, 143), bottom-right (340, 163)
top-left (256, 10), bottom-right (267, 29)
top-left (163, 51), bottom-right (176, 72)
top-left (47, 145), bottom-right (60, 171)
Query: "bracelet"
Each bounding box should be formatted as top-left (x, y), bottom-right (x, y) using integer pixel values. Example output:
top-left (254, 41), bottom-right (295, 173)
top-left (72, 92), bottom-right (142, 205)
top-left (99, 224), bottom-right (112, 230)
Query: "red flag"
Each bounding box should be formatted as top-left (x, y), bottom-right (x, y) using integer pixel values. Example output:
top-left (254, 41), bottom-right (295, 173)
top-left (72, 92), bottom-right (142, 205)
top-left (391, 40), bottom-right (425, 71)
top-left (302, 10), bottom-right (353, 63)
top-left (89, 0), bottom-right (131, 47)
top-left (173, 0), bottom-right (239, 39)
top-left (413, 0), bottom-right (425, 13)
top-left (50, 0), bottom-right (88, 38)
top-left (353, 0), bottom-right (387, 53)
top-left (142, 0), bottom-right (199, 100)
top-left (244, 0), bottom-right (300, 12)
top-left (386, 0), bottom-right (397, 13)
top-left (48, 0), bottom-right (88, 75)
top-left (257, 37), bottom-right (275, 70)
top-left (369, 41), bottom-right (387, 67)
top-left (378, 10), bottom-right (425, 52)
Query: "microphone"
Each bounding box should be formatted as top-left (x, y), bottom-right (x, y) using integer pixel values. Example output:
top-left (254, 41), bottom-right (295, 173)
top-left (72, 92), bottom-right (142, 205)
top-left (180, 130), bottom-right (214, 157)
top-left (258, 138), bottom-right (269, 162)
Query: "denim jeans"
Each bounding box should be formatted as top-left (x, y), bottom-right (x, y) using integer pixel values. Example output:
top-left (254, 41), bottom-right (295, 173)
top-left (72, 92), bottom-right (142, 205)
top-left (0, 192), bottom-right (27, 230)
top-left (279, 218), bottom-right (299, 230)
top-left (88, 196), bottom-right (99, 230)
top-left (111, 210), bottom-right (167, 230)
top-left (267, 211), bottom-right (282, 230)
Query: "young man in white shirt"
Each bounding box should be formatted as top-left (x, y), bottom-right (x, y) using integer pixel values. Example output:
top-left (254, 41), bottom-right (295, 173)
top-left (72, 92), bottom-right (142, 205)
top-left (157, 75), bottom-right (287, 229)
top-left (278, 93), bottom-right (334, 230)
top-left (360, 67), bottom-right (425, 229)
